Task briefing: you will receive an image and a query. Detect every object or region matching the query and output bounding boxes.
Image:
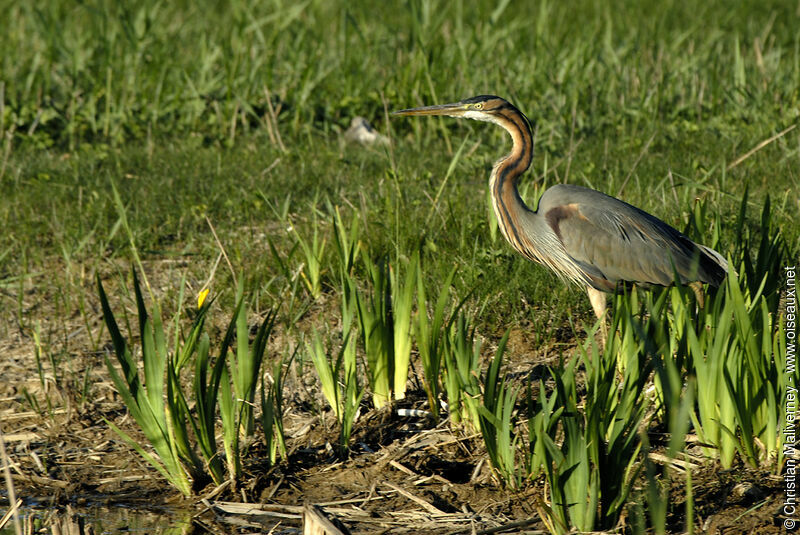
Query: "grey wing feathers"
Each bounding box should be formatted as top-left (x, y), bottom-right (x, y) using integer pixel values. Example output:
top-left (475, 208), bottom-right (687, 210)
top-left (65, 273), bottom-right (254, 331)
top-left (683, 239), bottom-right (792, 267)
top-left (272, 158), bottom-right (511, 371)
top-left (697, 244), bottom-right (730, 274)
top-left (540, 184), bottom-right (728, 290)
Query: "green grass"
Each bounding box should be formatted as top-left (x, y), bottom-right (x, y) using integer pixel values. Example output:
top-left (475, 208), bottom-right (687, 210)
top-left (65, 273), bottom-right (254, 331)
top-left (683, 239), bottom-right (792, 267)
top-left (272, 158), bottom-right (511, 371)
top-left (1, 0), bottom-right (798, 530)
top-left (3, 2), bottom-right (797, 302)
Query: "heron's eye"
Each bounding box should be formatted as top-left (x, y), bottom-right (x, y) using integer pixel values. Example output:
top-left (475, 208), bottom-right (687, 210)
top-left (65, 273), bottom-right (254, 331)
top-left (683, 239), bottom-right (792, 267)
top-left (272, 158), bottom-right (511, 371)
top-left (472, 102), bottom-right (484, 110)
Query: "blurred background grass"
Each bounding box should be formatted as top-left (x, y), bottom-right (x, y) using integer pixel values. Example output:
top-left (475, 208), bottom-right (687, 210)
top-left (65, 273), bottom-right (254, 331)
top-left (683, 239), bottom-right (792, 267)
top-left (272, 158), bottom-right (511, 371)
top-left (1, 0), bottom-right (798, 345)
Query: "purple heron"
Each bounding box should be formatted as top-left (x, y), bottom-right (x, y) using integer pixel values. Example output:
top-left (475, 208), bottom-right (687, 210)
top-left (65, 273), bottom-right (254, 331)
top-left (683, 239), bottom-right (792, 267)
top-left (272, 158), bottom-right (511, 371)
top-left (393, 95), bottom-right (728, 323)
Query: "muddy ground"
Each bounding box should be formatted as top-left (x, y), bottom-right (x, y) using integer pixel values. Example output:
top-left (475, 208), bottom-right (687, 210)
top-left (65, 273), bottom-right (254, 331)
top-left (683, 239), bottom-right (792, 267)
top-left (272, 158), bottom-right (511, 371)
top-left (0, 267), bottom-right (788, 534)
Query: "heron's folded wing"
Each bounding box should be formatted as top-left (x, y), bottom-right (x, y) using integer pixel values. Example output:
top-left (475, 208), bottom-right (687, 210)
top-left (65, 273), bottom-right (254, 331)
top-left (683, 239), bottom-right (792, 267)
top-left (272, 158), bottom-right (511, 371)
top-left (544, 200), bottom-right (702, 287)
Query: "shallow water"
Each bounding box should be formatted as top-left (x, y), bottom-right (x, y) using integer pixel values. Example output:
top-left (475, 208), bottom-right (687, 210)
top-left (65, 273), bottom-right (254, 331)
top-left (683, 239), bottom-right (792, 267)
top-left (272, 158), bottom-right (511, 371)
top-left (0, 503), bottom-right (192, 534)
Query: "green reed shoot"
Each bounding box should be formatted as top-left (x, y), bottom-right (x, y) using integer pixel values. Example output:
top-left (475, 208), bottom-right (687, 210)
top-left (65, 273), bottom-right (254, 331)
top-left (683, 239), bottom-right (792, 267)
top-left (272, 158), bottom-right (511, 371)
top-left (328, 206), bottom-right (368, 445)
top-left (98, 271), bottom-right (198, 496)
top-left (332, 205), bottom-right (361, 353)
top-left (683, 197), bottom-right (787, 468)
top-left (723, 194), bottom-right (786, 466)
top-left (261, 350), bottom-right (292, 465)
top-left (524, 379), bottom-right (562, 483)
top-left (308, 328), bottom-right (363, 458)
top-left (100, 269), bottom-right (280, 493)
top-left (531, 305), bottom-right (651, 533)
top-left (331, 205), bottom-right (361, 280)
top-left (160, 283), bottom-right (225, 489)
top-left (413, 267), bottom-right (455, 421)
top-left (582, 312), bottom-right (649, 529)
top-left (629, 380), bottom-right (695, 535)
top-left (217, 284), bottom-right (276, 481)
top-left (443, 311), bottom-right (483, 428)
top-left (186, 330), bottom-right (226, 486)
top-left (233, 281), bottom-right (277, 437)
top-left (339, 335), bottom-right (365, 458)
top-left (356, 255), bottom-right (394, 408)
top-left (538, 358), bottom-right (597, 534)
top-left (476, 331), bottom-right (522, 487)
top-left (25, 323), bottom-right (59, 420)
top-left (309, 333), bottom-right (343, 423)
top-left (391, 251), bottom-right (418, 400)
top-left (634, 432), bottom-right (669, 535)
top-left (267, 238), bottom-right (310, 327)
top-left (293, 212), bottom-right (327, 299)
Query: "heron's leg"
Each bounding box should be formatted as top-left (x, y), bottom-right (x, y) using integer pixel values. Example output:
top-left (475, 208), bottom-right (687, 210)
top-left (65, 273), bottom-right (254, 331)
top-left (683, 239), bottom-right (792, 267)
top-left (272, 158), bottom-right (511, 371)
top-left (586, 286), bottom-right (608, 345)
top-left (689, 281), bottom-right (705, 308)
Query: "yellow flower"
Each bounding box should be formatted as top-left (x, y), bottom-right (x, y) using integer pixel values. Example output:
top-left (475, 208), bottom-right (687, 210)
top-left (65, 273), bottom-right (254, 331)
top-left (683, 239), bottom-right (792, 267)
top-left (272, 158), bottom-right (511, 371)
top-left (197, 288), bottom-right (210, 309)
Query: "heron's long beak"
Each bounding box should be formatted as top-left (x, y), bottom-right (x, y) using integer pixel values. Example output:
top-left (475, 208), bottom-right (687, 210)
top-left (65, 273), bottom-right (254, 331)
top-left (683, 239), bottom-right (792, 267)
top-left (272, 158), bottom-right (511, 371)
top-left (392, 102), bottom-right (468, 118)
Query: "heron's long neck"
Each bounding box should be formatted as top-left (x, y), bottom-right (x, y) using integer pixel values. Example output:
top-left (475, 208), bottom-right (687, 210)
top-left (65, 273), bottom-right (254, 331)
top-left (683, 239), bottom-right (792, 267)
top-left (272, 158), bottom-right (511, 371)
top-left (485, 107), bottom-right (587, 286)
top-left (488, 109), bottom-right (534, 253)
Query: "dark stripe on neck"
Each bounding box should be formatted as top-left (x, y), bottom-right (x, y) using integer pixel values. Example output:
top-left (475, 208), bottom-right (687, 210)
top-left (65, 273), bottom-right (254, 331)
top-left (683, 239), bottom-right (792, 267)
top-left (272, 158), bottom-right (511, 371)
top-left (491, 108), bottom-right (533, 206)
top-left (490, 105), bottom-right (535, 257)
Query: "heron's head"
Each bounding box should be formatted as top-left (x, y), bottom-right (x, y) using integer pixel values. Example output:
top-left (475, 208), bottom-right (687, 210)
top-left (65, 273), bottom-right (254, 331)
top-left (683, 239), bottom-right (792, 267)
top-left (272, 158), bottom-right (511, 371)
top-left (393, 95), bottom-right (513, 124)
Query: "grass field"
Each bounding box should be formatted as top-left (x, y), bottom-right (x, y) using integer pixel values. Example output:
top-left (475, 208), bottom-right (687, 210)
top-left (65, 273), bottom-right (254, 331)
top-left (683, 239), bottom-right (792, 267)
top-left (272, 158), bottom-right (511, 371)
top-left (1, 0), bottom-right (798, 533)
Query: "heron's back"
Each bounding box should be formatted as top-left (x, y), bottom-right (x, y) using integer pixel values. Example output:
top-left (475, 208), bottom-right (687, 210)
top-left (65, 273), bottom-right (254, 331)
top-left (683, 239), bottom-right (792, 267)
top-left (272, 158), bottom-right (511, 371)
top-left (534, 184), bottom-right (728, 291)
